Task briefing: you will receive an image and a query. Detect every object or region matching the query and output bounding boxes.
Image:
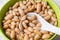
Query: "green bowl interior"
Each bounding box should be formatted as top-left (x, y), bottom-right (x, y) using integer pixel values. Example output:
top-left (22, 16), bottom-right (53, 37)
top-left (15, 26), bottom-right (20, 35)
top-left (0, 0), bottom-right (60, 40)
top-left (47, 0), bottom-right (60, 40)
top-left (0, 0), bottom-right (20, 40)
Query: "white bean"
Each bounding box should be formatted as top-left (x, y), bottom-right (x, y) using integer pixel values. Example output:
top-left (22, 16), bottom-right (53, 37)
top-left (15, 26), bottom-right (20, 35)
top-left (42, 34), bottom-right (51, 39)
top-left (24, 34), bottom-right (29, 40)
top-left (28, 27), bottom-right (34, 32)
top-left (10, 30), bottom-right (15, 39)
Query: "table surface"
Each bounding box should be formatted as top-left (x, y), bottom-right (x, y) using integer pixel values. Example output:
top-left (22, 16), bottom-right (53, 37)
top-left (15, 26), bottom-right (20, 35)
top-left (0, 0), bottom-right (60, 40)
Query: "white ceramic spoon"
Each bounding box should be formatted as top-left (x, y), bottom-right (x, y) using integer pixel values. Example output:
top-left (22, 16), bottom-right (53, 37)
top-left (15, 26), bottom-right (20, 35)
top-left (27, 12), bottom-right (60, 35)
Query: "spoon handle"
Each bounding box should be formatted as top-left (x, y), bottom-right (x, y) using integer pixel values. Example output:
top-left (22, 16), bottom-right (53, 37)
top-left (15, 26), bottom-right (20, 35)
top-left (41, 24), bottom-right (60, 35)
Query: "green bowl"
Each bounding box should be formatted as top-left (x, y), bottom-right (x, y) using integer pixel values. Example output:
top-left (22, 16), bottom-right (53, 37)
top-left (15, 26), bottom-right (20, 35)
top-left (0, 0), bottom-right (60, 40)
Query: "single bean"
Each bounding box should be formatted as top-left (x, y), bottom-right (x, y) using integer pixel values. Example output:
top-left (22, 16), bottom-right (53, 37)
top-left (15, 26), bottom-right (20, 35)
top-left (42, 34), bottom-right (51, 39)
top-left (10, 30), bottom-right (15, 39)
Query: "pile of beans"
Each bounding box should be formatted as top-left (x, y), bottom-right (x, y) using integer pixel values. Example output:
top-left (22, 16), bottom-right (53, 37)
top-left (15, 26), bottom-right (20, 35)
top-left (3, 0), bottom-right (57, 40)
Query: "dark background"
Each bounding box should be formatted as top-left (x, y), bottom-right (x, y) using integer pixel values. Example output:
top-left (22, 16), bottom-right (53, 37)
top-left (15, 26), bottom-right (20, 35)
top-left (54, 35), bottom-right (60, 40)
